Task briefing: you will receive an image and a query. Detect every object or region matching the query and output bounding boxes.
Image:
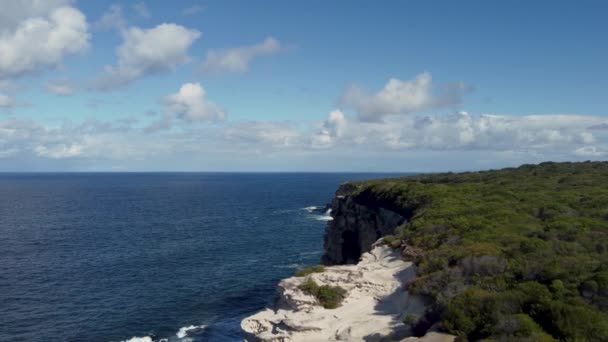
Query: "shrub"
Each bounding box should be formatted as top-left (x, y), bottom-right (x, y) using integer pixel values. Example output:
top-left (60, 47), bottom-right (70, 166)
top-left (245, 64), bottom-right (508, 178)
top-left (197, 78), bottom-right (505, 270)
top-left (383, 235), bottom-right (402, 249)
top-left (298, 278), bottom-right (347, 309)
top-left (295, 265), bottom-right (325, 277)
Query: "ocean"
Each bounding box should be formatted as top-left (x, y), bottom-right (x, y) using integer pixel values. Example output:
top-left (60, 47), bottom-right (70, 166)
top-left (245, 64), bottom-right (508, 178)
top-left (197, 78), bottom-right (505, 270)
top-left (0, 173), bottom-right (405, 342)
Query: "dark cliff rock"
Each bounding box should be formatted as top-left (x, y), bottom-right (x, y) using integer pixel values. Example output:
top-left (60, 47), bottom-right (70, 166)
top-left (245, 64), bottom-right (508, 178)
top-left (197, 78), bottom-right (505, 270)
top-left (321, 182), bottom-right (407, 265)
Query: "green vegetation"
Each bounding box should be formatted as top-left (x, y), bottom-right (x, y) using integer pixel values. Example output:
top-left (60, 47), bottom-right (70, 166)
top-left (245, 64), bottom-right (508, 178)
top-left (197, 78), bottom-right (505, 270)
top-left (383, 234), bottom-right (402, 249)
top-left (349, 161), bottom-right (608, 341)
top-left (295, 265), bottom-right (326, 277)
top-left (298, 278), bottom-right (347, 309)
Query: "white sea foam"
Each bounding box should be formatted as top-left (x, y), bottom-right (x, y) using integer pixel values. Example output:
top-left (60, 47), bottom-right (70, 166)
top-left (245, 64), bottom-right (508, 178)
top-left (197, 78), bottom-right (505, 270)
top-left (176, 324), bottom-right (206, 338)
top-left (123, 337), bottom-right (153, 342)
top-left (314, 215), bottom-right (333, 221)
top-left (311, 208), bottom-right (333, 221)
top-left (303, 206), bottom-right (320, 213)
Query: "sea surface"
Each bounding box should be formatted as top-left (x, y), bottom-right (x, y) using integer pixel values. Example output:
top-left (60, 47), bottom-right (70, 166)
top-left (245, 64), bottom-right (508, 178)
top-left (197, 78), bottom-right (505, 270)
top-left (0, 173), bottom-right (407, 342)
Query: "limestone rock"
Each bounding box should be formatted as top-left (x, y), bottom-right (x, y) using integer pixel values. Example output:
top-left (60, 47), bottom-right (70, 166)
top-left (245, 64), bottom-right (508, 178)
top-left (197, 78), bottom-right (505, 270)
top-left (241, 241), bottom-right (427, 342)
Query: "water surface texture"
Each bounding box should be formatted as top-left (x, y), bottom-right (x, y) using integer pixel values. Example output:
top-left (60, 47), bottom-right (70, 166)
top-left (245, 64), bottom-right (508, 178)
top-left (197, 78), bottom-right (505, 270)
top-left (0, 173), bottom-right (406, 341)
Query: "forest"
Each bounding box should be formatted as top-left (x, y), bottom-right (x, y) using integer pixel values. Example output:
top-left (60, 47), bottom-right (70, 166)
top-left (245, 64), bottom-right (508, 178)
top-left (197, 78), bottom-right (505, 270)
top-left (353, 161), bottom-right (608, 341)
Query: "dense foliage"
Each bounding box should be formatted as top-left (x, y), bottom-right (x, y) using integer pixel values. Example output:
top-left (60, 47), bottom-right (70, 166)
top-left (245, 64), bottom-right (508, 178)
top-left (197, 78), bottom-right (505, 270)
top-left (351, 161), bottom-right (608, 341)
top-left (298, 278), bottom-right (347, 309)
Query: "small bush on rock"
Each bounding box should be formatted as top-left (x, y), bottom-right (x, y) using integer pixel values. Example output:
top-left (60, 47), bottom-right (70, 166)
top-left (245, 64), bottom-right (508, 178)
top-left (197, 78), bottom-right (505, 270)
top-left (298, 278), bottom-right (347, 309)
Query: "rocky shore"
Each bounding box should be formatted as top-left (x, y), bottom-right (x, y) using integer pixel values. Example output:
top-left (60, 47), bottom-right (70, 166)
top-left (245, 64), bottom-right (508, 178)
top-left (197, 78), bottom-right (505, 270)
top-left (241, 240), bottom-right (426, 341)
top-left (241, 182), bottom-right (456, 341)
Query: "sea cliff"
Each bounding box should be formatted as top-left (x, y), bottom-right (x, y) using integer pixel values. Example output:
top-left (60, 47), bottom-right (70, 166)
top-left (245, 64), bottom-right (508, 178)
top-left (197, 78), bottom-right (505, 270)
top-left (241, 182), bottom-right (451, 341)
top-left (243, 162), bottom-right (608, 341)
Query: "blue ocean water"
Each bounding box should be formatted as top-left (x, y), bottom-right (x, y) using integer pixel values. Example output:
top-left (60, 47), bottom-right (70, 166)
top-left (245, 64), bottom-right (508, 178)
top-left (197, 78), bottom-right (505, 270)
top-left (0, 173), bottom-right (405, 342)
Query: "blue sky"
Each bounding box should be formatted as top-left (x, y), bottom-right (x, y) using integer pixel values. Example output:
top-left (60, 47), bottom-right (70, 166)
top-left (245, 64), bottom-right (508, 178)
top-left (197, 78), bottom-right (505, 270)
top-left (0, 0), bottom-right (607, 171)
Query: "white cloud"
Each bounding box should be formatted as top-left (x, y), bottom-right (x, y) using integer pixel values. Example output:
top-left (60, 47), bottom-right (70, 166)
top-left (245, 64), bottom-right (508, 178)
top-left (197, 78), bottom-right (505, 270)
top-left (93, 24), bottom-right (200, 89)
top-left (343, 73), bottom-right (468, 122)
top-left (166, 83), bottom-right (225, 122)
top-left (574, 146), bottom-right (607, 157)
top-left (0, 0), bottom-right (72, 32)
top-left (201, 37), bottom-right (281, 73)
top-left (0, 6), bottom-right (90, 78)
top-left (35, 143), bottom-right (83, 159)
top-left (132, 2), bottom-right (151, 18)
top-left (94, 4), bottom-right (126, 31)
top-left (315, 111), bottom-right (608, 156)
top-left (146, 83), bottom-right (225, 132)
top-left (46, 80), bottom-right (74, 96)
top-left (1, 109), bottom-right (607, 169)
top-left (312, 110), bottom-right (346, 149)
top-left (0, 93), bottom-right (14, 108)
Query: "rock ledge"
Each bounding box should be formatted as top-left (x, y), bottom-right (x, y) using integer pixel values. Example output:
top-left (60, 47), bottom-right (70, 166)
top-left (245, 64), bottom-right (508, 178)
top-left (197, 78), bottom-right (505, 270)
top-left (241, 241), bottom-right (426, 341)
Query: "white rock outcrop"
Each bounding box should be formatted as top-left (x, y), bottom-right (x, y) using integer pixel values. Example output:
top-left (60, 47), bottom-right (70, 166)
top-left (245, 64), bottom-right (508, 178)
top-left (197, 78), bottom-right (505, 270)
top-left (241, 240), bottom-right (427, 341)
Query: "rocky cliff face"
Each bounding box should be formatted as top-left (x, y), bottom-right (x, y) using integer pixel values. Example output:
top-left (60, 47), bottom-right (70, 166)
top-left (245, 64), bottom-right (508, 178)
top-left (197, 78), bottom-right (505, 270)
top-left (241, 241), bottom-right (426, 342)
top-left (322, 183), bottom-right (407, 265)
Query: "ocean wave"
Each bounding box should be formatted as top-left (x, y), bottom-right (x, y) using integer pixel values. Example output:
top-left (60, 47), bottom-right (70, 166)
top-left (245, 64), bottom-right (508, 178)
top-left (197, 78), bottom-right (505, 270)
top-left (122, 337), bottom-right (154, 342)
top-left (176, 324), bottom-right (206, 339)
top-left (312, 214), bottom-right (333, 221)
top-left (303, 205), bottom-right (333, 221)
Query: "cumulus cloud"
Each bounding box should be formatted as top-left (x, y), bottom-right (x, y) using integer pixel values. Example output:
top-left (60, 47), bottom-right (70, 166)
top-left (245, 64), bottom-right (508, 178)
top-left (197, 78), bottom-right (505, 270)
top-left (93, 24), bottom-right (200, 89)
top-left (574, 146), bottom-right (607, 157)
top-left (201, 37), bottom-right (281, 73)
top-left (46, 80), bottom-right (74, 96)
top-left (0, 5), bottom-right (90, 78)
top-left (343, 73), bottom-right (469, 122)
top-left (313, 111), bottom-right (608, 157)
top-left (35, 143), bottom-right (83, 159)
top-left (0, 0), bottom-right (73, 32)
top-left (166, 83), bottom-right (225, 122)
top-left (312, 110), bottom-right (346, 149)
top-left (1, 107), bottom-right (607, 169)
top-left (146, 83), bottom-right (225, 132)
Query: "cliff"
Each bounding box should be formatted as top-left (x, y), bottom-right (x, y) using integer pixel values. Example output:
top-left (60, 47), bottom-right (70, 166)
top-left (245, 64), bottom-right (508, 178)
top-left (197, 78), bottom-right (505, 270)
top-left (321, 182), bottom-right (407, 265)
top-left (244, 162), bottom-right (608, 341)
top-left (241, 182), bottom-right (439, 341)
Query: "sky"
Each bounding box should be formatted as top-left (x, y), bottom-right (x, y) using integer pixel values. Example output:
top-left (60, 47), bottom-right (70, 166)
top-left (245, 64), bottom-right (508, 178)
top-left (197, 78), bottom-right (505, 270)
top-left (0, 0), bottom-right (607, 172)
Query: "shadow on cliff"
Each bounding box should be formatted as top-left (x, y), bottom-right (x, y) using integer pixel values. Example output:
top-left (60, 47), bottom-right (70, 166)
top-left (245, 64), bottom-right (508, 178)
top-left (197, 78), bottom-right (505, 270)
top-left (363, 262), bottom-right (424, 342)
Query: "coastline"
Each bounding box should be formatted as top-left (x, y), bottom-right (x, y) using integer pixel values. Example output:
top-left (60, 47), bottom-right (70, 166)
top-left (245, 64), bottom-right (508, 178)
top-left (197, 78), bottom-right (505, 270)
top-left (241, 240), bottom-right (431, 341)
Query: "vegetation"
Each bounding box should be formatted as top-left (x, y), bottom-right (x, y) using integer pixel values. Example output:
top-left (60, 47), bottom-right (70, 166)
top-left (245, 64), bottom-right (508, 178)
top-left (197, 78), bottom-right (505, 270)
top-left (349, 161), bottom-right (608, 341)
top-left (383, 234), bottom-right (402, 249)
top-left (295, 265), bottom-right (326, 277)
top-left (299, 278), bottom-right (347, 309)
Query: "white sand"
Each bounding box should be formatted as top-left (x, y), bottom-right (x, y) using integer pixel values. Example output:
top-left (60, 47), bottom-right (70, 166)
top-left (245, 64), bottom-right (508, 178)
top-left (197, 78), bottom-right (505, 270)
top-left (241, 240), bottom-right (428, 341)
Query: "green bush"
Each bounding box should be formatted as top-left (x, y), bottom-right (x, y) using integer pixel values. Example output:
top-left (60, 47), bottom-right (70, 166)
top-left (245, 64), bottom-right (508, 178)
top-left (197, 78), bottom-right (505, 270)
top-left (298, 278), bottom-right (347, 309)
top-left (294, 265), bottom-right (325, 277)
top-left (383, 235), bottom-right (402, 249)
